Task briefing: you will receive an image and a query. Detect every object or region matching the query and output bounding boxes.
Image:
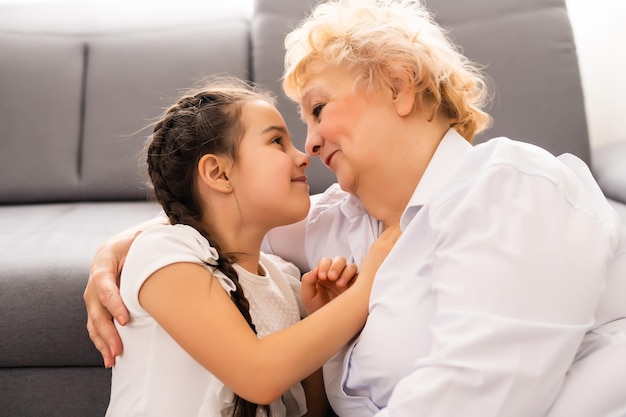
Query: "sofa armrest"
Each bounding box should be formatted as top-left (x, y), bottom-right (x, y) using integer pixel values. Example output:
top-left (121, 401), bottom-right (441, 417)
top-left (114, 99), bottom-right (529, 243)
top-left (592, 140), bottom-right (626, 204)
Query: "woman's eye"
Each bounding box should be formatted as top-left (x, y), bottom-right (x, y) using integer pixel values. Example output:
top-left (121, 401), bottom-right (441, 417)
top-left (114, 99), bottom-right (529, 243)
top-left (312, 103), bottom-right (325, 118)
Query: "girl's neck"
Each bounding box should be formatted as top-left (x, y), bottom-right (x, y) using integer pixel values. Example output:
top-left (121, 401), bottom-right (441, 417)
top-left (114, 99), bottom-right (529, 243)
top-left (202, 220), bottom-right (266, 275)
top-left (234, 252), bottom-right (265, 276)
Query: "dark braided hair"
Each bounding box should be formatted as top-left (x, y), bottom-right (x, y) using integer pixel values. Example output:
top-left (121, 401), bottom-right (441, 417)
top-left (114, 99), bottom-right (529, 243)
top-left (146, 76), bottom-right (274, 417)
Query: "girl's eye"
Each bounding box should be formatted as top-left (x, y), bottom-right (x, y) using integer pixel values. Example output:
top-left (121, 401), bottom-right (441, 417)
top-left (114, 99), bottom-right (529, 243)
top-left (312, 103), bottom-right (325, 119)
top-left (271, 136), bottom-right (283, 146)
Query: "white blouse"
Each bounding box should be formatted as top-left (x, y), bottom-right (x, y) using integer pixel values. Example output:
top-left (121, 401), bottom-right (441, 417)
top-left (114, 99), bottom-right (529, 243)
top-left (264, 129), bottom-right (626, 417)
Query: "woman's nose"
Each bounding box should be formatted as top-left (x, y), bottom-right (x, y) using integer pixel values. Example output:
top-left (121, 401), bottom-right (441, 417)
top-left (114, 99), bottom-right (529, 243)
top-left (305, 129), bottom-right (322, 156)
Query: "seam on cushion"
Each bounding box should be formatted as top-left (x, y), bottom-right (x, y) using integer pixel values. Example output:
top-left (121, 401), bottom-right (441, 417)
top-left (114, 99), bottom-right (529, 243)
top-left (77, 42), bottom-right (88, 178)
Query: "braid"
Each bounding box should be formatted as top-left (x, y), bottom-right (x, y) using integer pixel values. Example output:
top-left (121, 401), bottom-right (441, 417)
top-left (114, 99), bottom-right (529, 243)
top-left (146, 77), bottom-right (275, 417)
top-left (216, 255), bottom-right (257, 333)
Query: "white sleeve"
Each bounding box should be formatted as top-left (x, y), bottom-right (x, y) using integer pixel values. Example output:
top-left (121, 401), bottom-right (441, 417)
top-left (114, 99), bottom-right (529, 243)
top-left (120, 224), bottom-right (231, 313)
top-left (378, 164), bottom-right (619, 417)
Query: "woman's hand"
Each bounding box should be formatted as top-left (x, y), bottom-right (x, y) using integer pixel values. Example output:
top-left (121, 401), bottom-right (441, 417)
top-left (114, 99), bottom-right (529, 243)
top-left (84, 232), bottom-right (136, 367)
top-left (301, 256), bottom-right (358, 315)
top-left (84, 216), bottom-right (169, 367)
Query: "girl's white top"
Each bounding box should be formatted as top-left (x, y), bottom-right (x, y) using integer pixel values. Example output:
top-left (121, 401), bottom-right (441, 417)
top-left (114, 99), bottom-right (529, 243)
top-left (107, 224), bottom-right (307, 417)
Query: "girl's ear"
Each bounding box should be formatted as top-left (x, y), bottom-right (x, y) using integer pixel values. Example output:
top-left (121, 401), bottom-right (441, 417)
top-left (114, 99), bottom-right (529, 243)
top-left (197, 154), bottom-right (233, 193)
top-left (390, 72), bottom-right (415, 117)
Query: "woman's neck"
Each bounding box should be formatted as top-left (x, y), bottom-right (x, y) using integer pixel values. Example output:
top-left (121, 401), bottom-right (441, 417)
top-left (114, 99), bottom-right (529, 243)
top-left (359, 120), bottom-right (448, 228)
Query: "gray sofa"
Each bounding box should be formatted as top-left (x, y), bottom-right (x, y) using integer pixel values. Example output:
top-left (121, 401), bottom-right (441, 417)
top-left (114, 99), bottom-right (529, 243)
top-left (1, 0), bottom-right (624, 416)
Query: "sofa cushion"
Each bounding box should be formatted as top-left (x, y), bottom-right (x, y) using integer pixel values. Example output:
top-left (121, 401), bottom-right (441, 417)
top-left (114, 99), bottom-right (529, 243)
top-left (0, 201), bottom-right (162, 366)
top-left (0, 367), bottom-right (111, 417)
top-left (593, 141), bottom-right (626, 204)
top-left (0, 4), bottom-right (252, 204)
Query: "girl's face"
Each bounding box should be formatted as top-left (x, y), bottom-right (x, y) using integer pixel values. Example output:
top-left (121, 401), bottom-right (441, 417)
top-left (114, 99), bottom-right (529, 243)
top-left (230, 99), bottom-right (310, 229)
top-left (298, 65), bottom-right (401, 198)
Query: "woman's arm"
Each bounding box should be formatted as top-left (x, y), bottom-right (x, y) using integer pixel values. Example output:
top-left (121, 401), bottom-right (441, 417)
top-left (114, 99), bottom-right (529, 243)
top-left (84, 215), bottom-right (168, 367)
top-left (139, 225), bottom-right (400, 405)
top-left (86, 192), bottom-right (320, 366)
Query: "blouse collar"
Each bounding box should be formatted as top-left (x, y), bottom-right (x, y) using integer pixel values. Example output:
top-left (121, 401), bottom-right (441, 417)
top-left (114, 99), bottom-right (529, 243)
top-left (400, 128), bottom-right (473, 229)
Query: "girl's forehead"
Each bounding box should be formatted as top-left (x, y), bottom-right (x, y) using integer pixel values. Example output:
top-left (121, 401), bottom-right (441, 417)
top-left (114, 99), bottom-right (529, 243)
top-left (240, 99), bottom-right (286, 133)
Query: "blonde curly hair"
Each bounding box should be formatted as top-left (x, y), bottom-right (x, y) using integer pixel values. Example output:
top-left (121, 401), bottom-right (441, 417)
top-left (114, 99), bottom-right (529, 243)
top-left (282, 0), bottom-right (492, 141)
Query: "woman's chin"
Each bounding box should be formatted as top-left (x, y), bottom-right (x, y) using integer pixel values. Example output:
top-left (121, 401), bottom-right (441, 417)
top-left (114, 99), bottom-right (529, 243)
top-left (336, 175), bottom-right (357, 195)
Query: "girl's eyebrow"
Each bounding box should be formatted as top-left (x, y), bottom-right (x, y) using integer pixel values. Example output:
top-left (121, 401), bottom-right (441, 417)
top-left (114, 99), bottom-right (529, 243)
top-left (261, 125), bottom-right (288, 135)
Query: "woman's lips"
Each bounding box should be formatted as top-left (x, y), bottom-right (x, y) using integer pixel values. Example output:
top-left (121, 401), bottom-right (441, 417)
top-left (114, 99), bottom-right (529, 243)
top-left (324, 150), bottom-right (338, 168)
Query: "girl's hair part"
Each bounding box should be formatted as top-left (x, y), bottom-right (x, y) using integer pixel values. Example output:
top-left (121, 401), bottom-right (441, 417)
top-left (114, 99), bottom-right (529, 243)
top-left (146, 74), bottom-right (273, 417)
top-left (282, 0), bottom-right (493, 141)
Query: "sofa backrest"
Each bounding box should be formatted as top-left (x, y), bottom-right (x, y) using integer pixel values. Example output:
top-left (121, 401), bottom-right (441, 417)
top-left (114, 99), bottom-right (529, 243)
top-left (0, 0), bottom-right (590, 202)
top-left (0, 3), bottom-right (252, 204)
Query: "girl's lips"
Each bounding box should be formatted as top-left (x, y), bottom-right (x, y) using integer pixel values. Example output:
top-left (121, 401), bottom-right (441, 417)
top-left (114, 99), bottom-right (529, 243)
top-left (291, 176), bottom-right (308, 183)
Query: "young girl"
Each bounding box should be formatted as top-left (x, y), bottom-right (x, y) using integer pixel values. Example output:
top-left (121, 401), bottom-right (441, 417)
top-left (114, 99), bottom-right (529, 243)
top-left (104, 76), bottom-right (399, 417)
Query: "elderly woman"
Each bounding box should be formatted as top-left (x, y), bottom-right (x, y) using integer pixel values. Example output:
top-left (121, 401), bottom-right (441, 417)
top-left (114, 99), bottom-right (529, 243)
top-left (86, 1), bottom-right (626, 416)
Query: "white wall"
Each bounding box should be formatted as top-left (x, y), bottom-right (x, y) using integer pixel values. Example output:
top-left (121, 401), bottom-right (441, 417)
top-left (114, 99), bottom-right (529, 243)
top-left (566, 0), bottom-right (626, 149)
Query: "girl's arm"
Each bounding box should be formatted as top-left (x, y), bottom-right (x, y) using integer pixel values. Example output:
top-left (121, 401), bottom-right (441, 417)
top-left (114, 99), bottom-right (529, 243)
top-left (86, 193), bottom-right (321, 366)
top-left (139, 225), bottom-right (401, 405)
top-left (298, 256), bottom-right (358, 417)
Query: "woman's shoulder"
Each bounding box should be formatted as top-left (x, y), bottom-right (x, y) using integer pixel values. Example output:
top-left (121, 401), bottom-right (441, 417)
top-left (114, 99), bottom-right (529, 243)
top-left (309, 183), bottom-right (369, 226)
top-left (310, 183), bottom-right (348, 216)
top-left (471, 137), bottom-right (564, 174)
top-left (448, 137), bottom-right (618, 226)
top-left (260, 252), bottom-right (301, 281)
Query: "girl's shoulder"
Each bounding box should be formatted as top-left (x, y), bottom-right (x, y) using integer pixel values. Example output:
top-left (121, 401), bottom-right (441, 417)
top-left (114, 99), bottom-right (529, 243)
top-left (122, 224), bottom-right (235, 309)
top-left (133, 223), bottom-right (219, 263)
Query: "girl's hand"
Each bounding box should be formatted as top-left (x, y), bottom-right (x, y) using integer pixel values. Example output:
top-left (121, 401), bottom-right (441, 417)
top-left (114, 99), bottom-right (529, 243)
top-left (301, 256), bottom-right (358, 315)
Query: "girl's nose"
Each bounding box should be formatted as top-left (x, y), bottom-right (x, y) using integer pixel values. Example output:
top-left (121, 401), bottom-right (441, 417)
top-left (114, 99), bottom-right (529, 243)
top-left (295, 149), bottom-right (310, 167)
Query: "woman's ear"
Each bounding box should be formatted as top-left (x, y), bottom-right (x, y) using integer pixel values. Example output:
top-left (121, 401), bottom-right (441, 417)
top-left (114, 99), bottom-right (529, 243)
top-left (197, 154), bottom-right (233, 193)
top-left (390, 72), bottom-right (415, 117)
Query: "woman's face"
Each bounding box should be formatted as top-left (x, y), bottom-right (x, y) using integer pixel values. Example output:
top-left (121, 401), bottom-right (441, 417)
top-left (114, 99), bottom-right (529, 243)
top-left (299, 65), bottom-right (401, 197)
top-left (230, 99), bottom-right (311, 229)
